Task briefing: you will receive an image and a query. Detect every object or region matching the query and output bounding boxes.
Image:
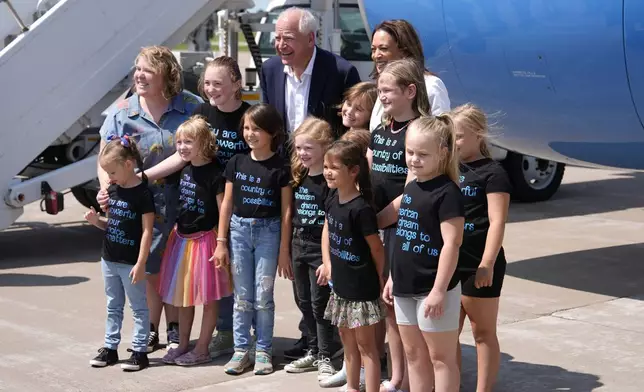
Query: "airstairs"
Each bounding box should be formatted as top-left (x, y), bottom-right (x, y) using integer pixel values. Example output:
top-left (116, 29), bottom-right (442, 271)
top-left (0, 0), bottom-right (235, 230)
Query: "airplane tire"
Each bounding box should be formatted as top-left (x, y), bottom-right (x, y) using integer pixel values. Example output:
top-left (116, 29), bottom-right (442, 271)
top-left (502, 152), bottom-right (565, 203)
top-left (71, 186), bottom-right (102, 213)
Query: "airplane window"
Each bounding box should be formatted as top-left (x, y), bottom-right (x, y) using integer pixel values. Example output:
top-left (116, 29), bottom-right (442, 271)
top-left (256, 6), bottom-right (370, 61)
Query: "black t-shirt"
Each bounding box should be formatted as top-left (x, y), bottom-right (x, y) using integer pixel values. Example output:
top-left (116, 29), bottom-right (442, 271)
top-left (176, 161), bottom-right (226, 234)
top-left (370, 121), bottom-right (412, 214)
top-left (102, 182), bottom-right (156, 265)
top-left (292, 174), bottom-right (328, 230)
top-left (459, 158), bottom-right (512, 270)
top-left (325, 191), bottom-right (381, 301)
top-left (391, 175), bottom-right (464, 297)
top-left (193, 101), bottom-right (251, 166)
top-left (224, 153), bottom-right (290, 218)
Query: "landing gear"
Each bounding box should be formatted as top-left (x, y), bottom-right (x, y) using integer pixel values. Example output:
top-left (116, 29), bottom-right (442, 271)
top-left (502, 151), bottom-right (565, 202)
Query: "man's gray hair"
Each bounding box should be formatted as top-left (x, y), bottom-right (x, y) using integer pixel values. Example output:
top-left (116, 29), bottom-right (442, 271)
top-left (279, 7), bottom-right (319, 35)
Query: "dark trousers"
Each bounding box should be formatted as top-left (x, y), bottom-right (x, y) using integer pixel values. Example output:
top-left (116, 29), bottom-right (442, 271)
top-left (291, 228), bottom-right (334, 357)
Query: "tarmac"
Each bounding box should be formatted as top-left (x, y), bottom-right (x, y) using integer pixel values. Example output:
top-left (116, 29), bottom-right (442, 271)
top-left (0, 165), bottom-right (642, 391)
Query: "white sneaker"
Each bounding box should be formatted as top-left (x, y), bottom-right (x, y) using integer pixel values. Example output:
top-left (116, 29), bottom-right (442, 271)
top-left (337, 383), bottom-right (366, 392)
top-left (285, 350), bottom-right (318, 373)
top-left (315, 356), bottom-right (336, 381)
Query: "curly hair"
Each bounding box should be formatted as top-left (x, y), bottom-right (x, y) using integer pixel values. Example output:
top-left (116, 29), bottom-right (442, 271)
top-left (135, 46), bottom-right (183, 100)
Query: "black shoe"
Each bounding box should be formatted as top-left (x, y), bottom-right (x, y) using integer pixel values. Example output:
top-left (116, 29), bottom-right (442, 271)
top-left (121, 349), bottom-right (149, 371)
top-left (147, 324), bottom-right (160, 353)
top-left (89, 347), bottom-right (118, 367)
top-left (284, 336), bottom-right (308, 360)
top-left (167, 322), bottom-right (179, 349)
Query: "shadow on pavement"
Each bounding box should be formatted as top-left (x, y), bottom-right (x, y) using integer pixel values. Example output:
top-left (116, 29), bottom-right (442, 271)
top-left (0, 272), bottom-right (89, 287)
top-left (0, 221), bottom-right (102, 268)
top-left (508, 170), bottom-right (644, 223)
top-left (506, 243), bottom-right (644, 299)
top-left (460, 344), bottom-right (603, 391)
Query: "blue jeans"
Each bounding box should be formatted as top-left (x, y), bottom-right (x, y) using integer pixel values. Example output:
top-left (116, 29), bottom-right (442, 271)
top-left (101, 259), bottom-right (149, 352)
top-left (229, 214), bottom-right (281, 354)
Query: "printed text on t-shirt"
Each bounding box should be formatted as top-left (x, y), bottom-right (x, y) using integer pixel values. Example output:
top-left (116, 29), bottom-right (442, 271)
top-left (396, 194), bottom-right (439, 256)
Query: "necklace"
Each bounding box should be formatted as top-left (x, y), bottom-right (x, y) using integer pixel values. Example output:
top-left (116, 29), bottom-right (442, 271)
top-left (390, 119), bottom-right (412, 134)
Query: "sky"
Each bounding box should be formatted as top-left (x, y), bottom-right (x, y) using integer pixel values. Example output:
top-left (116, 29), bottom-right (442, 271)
top-left (251, 0), bottom-right (270, 11)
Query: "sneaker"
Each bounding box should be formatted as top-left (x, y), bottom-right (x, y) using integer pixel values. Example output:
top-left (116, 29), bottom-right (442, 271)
top-left (315, 355), bottom-right (336, 381)
top-left (166, 322), bottom-right (180, 350)
top-left (320, 362), bottom-right (347, 388)
top-left (209, 330), bottom-right (234, 359)
top-left (147, 327), bottom-right (160, 353)
top-left (284, 350), bottom-right (318, 373)
top-left (224, 350), bottom-right (251, 375)
top-left (89, 347), bottom-right (118, 367)
top-left (338, 383), bottom-right (366, 392)
top-left (283, 336), bottom-right (308, 360)
top-left (121, 349), bottom-right (149, 371)
top-left (253, 351), bottom-right (273, 375)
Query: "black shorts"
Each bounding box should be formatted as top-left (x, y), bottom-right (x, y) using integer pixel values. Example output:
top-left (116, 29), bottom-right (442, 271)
top-left (460, 259), bottom-right (506, 298)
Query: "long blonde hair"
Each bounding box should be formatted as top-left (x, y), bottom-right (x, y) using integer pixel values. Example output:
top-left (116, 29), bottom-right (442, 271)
top-left (408, 115), bottom-right (459, 184)
top-left (379, 58), bottom-right (431, 125)
top-left (451, 103), bottom-right (491, 158)
top-left (290, 117), bottom-right (335, 187)
top-left (176, 115), bottom-right (218, 160)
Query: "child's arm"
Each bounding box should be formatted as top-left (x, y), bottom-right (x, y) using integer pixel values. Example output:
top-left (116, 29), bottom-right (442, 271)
top-left (130, 212), bottom-right (154, 284)
top-left (84, 207), bottom-right (108, 230)
top-left (365, 233), bottom-right (386, 289)
top-left (424, 216), bottom-right (464, 318)
top-left (142, 151), bottom-right (187, 182)
top-left (376, 171), bottom-right (415, 228)
top-left (476, 192), bottom-right (510, 287)
top-left (212, 181), bottom-right (234, 265)
top-left (277, 186), bottom-right (294, 280)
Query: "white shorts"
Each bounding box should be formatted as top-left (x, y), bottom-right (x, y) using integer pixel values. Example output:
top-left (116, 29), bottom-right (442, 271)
top-left (393, 283), bottom-right (461, 333)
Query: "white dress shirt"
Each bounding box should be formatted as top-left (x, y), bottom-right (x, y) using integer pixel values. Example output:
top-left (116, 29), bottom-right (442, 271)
top-left (284, 46), bottom-right (317, 133)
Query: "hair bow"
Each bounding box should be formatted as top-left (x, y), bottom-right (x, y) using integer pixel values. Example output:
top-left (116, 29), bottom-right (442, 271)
top-left (107, 134), bottom-right (131, 147)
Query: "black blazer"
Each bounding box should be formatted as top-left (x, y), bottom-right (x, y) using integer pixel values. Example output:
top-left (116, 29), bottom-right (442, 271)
top-left (260, 46), bottom-right (361, 138)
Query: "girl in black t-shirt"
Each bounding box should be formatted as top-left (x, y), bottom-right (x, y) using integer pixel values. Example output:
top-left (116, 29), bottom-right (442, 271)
top-left (213, 104), bottom-right (293, 376)
top-left (381, 116), bottom-right (465, 392)
top-left (368, 58), bottom-right (432, 392)
top-left (85, 136), bottom-right (155, 371)
top-left (321, 140), bottom-right (386, 392)
top-left (157, 116), bottom-right (231, 367)
top-left (194, 56), bottom-right (251, 166)
top-left (452, 104), bottom-right (511, 392)
top-left (283, 117), bottom-right (337, 378)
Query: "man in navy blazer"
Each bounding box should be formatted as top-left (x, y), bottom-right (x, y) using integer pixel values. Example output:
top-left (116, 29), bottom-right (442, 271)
top-left (260, 7), bottom-right (361, 139)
